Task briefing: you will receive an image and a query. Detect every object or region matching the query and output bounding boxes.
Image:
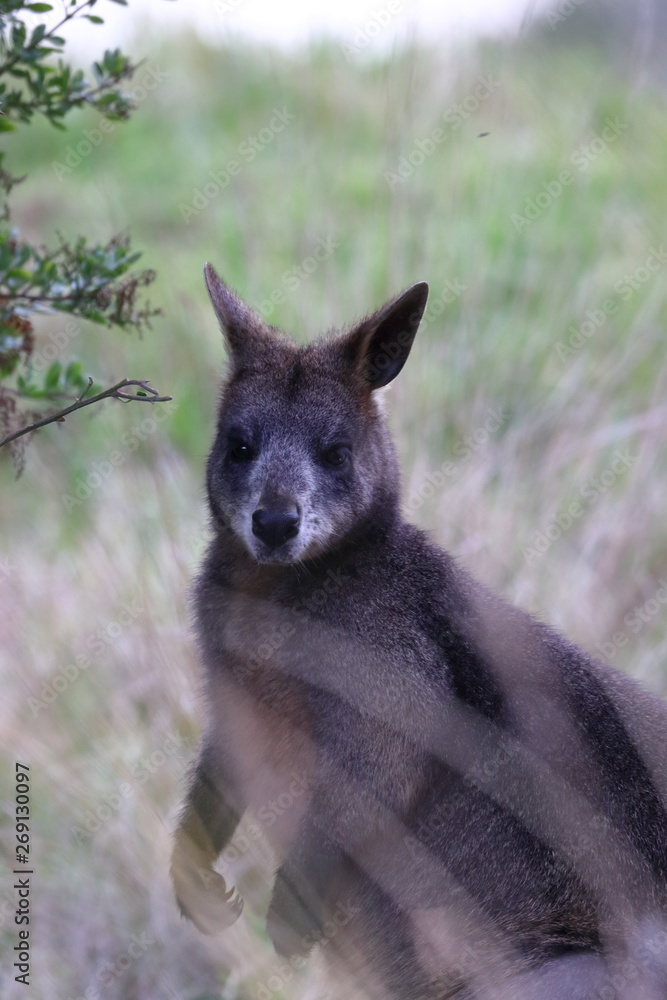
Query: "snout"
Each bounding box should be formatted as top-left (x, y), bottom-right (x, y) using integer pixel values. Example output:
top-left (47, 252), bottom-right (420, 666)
top-left (252, 504), bottom-right (300, 551)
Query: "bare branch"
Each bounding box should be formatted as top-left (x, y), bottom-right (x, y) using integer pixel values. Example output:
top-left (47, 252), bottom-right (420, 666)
top-left (0, 378), bottom-right (173, 449)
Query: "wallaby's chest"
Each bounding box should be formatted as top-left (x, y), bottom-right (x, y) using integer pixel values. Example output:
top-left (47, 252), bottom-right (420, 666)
top-left (201, 571), bottom-right (444, 840)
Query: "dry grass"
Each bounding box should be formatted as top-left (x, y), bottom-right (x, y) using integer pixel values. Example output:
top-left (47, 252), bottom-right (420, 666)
top-left (2, 24), bottom-right (667, 1000)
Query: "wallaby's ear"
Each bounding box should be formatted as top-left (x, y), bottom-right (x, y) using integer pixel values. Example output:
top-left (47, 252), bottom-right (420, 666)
top-left (342, 282), bottom-right (429, 390)
top-left (203, 263), bottom-right (270, 364)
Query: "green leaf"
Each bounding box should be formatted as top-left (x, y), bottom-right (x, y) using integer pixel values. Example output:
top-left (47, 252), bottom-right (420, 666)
top-left (44, 361), bottom-right (62, 391)
top-left (11, 23), bottom-right (27, 48)
top-left (97, 92), bottom-right (121, 107)
top-left (26, 3), bottom-right (54, 11)
top-left (28, 24), bottom-right (48, 44)
top-left (84, 15), bottom-right (104, 24)
top-left (0, 354), bottom-right (19, 377)
top-left (65, 360), bottom-right (83, 383)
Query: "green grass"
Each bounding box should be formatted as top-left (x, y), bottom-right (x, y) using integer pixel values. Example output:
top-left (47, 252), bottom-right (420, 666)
top-left (2, 28), bottom-right (667, 1000)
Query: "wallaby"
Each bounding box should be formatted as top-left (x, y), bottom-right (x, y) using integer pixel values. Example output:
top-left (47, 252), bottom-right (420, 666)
top-left (171, 264), bottom-right (667, 1000)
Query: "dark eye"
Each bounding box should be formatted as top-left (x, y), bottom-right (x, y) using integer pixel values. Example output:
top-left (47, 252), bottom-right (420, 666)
top-left (229, 439), bottom-right (255, 462)
top-left (322, 444), bottom-right (351, 468)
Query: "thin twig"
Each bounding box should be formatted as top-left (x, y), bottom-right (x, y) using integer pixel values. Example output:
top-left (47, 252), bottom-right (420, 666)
top-left (0, 0), bottom-right (94, 77)
top-left (1, 291), bottom-right (90, 302)
top-left (0, 378), bottom-right (172, 449)
top-left (17, 61), bottom-right (140, 120)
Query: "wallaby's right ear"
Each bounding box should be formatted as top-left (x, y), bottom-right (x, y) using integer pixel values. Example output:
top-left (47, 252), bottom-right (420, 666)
top-left (341, 282), bottom-right (429, 390)
top-left (203, 263), bottom-right (270, 365)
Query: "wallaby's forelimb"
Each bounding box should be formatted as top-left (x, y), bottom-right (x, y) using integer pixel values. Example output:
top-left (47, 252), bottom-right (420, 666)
top-left (267, 819), bottom-right (347, 957)
top-left (170, 743), bottom-right (244, 934)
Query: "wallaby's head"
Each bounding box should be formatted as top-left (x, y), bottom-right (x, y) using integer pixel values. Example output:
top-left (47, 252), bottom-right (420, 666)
top-left (203, 264), bottom-right (428, 565)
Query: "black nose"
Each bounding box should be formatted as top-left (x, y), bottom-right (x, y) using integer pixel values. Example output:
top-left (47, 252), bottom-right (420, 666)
top-left (252, 507), bottom-right (300, 550)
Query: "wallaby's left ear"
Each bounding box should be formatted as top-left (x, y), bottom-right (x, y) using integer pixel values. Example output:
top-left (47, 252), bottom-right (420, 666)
top-left (343, 282), bottom-right (429, 389)
top-left (203, 263), bottom-right (274, 367)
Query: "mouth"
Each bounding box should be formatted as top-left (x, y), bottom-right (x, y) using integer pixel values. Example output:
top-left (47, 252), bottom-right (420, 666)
top-left (252, 544), bottom-right (301, 565)
top-left (246, 533), bottom-right (324, 566)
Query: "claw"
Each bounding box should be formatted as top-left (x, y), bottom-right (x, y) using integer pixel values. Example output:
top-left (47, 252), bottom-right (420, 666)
top-left (171, 849), bottom-right (244, 935)
top-left (223, 884), bottom-right (239, 903)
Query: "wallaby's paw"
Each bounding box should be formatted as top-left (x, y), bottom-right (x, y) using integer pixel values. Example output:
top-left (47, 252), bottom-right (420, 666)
top-left (171, 855), bottom-right (243, 935)
top-left (266, 900), bottom-right (320, 959)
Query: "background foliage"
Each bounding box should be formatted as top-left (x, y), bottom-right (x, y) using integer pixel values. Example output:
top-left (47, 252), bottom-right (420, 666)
top-left (0, 0), bottom-right (163, 468)
top-left (2, 3), bottom-right (667, 997)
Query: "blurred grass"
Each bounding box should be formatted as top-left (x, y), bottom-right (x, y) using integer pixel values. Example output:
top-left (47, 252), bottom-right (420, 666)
top-left (2, 24), bottom-right (667, 1000)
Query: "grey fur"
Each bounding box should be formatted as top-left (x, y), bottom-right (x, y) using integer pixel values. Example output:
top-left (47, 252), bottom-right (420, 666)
top-left (171, 265), bottom-right (667, 999)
